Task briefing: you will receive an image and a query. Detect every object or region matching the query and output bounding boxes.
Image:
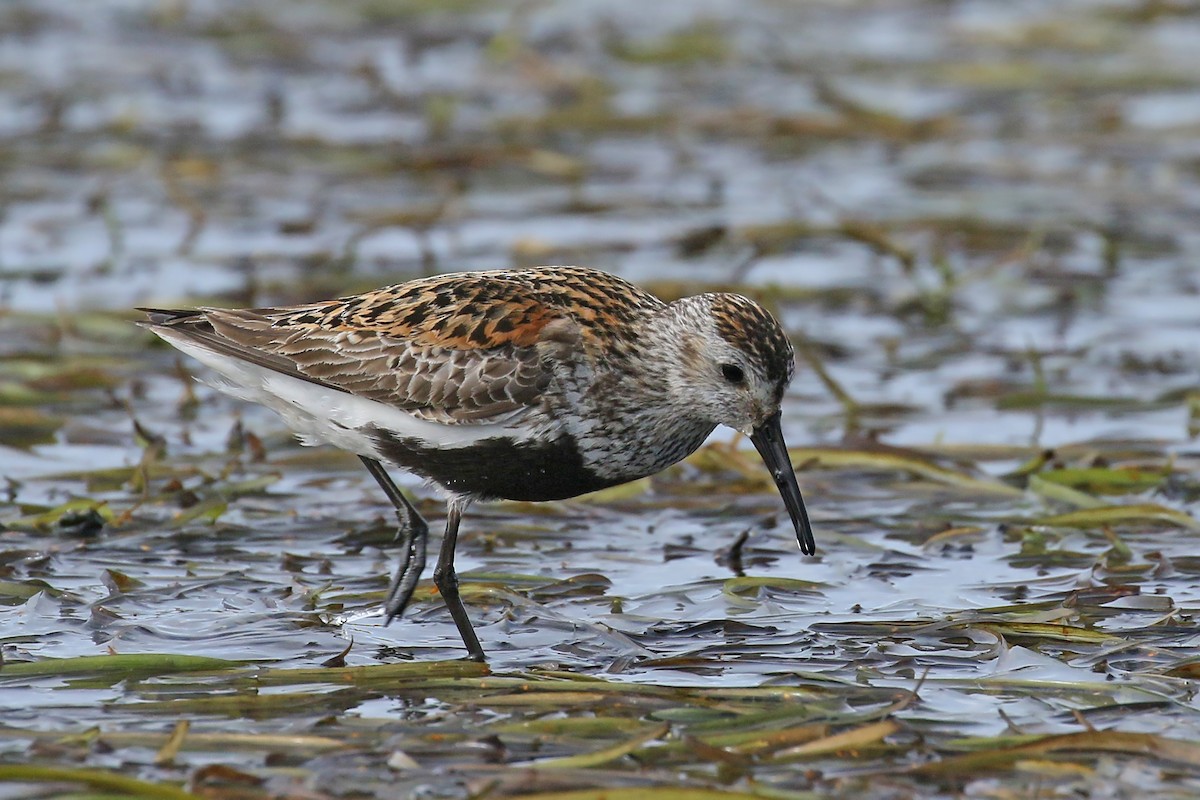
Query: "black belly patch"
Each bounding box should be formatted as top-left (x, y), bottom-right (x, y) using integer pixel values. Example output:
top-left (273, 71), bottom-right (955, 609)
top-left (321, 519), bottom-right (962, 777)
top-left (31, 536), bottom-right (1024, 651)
top-left (363, 425), bottom-right (620, 502)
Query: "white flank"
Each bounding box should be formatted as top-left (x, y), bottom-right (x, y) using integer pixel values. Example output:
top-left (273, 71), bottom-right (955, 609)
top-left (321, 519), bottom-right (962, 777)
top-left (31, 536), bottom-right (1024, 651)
top-left (154, 329), bottom-right (526, 455)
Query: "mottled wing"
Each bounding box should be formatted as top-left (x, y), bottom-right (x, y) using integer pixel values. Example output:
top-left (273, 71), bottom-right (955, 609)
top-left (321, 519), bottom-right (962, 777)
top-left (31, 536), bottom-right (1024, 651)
top-left (211, 311), bottom-right (555, 424)
top-left (142, 276), bottom-right (579, 425)
top-left (143, 267), bottom-right (663, 425)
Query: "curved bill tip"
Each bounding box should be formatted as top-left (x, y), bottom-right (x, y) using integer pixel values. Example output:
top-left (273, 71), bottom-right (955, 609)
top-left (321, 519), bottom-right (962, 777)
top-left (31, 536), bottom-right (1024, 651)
top-left (749, 412), bottom-right (816, 556)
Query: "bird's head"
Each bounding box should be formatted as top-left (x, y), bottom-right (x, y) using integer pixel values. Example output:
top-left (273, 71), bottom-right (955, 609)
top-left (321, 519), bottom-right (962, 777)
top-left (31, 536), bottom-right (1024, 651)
top-left (657, 293), bottom-right (815, 555)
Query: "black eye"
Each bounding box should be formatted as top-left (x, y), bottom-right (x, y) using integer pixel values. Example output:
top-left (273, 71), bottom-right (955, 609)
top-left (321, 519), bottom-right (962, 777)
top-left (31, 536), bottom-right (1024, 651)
top-left (720, 363), bottom-right (745, 384)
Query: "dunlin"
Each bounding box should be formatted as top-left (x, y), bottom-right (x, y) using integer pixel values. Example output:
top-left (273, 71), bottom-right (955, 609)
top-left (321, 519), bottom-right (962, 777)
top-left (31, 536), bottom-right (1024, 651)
top-left (140, 267), bottom-right (814, 660)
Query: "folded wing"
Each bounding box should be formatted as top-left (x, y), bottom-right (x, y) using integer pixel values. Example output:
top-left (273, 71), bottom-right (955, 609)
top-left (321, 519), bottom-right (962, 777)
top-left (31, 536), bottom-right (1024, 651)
top-left (139, 276), bottom-right (574, 426)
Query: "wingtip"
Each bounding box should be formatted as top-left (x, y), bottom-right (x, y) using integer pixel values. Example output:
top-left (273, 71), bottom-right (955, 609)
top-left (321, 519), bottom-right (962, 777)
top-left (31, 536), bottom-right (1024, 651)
top-left (135, 307), bottom-right (202, 326)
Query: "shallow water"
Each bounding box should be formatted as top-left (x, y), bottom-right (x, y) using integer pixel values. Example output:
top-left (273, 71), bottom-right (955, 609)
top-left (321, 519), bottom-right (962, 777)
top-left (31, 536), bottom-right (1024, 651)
top-left (2, 0), bottom-right (1200, 798)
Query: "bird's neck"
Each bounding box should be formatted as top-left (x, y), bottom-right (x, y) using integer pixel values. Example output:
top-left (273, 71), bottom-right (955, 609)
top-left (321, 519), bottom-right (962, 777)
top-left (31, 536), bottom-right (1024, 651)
top-left (569, 299), bottom-right (718, 483)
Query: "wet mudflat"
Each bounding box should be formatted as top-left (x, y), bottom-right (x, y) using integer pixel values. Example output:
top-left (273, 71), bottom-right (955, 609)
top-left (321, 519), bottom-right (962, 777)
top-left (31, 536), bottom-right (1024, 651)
top-left (3, 1), bottom-right (1200, 798)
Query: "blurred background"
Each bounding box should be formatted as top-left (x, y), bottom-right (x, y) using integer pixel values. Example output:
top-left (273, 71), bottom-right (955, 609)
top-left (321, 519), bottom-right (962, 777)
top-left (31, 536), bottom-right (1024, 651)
top-left (4, 0), bottom-right (1199, 446)
top-left (3, 1), bottom-right (1200, 798)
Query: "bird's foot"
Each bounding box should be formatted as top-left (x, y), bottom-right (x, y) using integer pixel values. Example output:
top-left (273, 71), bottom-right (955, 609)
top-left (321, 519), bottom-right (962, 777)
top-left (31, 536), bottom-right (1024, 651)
top-left (382, 521), bottom-right (428, 624)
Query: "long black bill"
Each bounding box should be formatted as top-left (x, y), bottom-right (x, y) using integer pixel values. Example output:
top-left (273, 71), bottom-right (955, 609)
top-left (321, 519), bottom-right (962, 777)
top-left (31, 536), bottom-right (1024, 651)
top-left (750, 412), bottom-right (815, 555)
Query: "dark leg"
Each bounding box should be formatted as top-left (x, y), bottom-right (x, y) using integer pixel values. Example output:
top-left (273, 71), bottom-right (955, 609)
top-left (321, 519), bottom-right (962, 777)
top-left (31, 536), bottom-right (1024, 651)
top-left (358, 456), bottom-right (428, 623)
top-left (433, 499), bottom-right (485, 661)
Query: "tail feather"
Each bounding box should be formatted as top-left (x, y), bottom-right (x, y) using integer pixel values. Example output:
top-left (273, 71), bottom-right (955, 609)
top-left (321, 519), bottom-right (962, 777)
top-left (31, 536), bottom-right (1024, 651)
top-left (138, 306), bottom-right (332, 391)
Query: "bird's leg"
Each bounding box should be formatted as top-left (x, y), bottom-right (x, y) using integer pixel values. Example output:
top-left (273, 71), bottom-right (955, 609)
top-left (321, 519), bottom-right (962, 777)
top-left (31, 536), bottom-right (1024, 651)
top-left (358, 456), bottom-right (428, 623)
top-left (433, 498), bottom-right (485, 661)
